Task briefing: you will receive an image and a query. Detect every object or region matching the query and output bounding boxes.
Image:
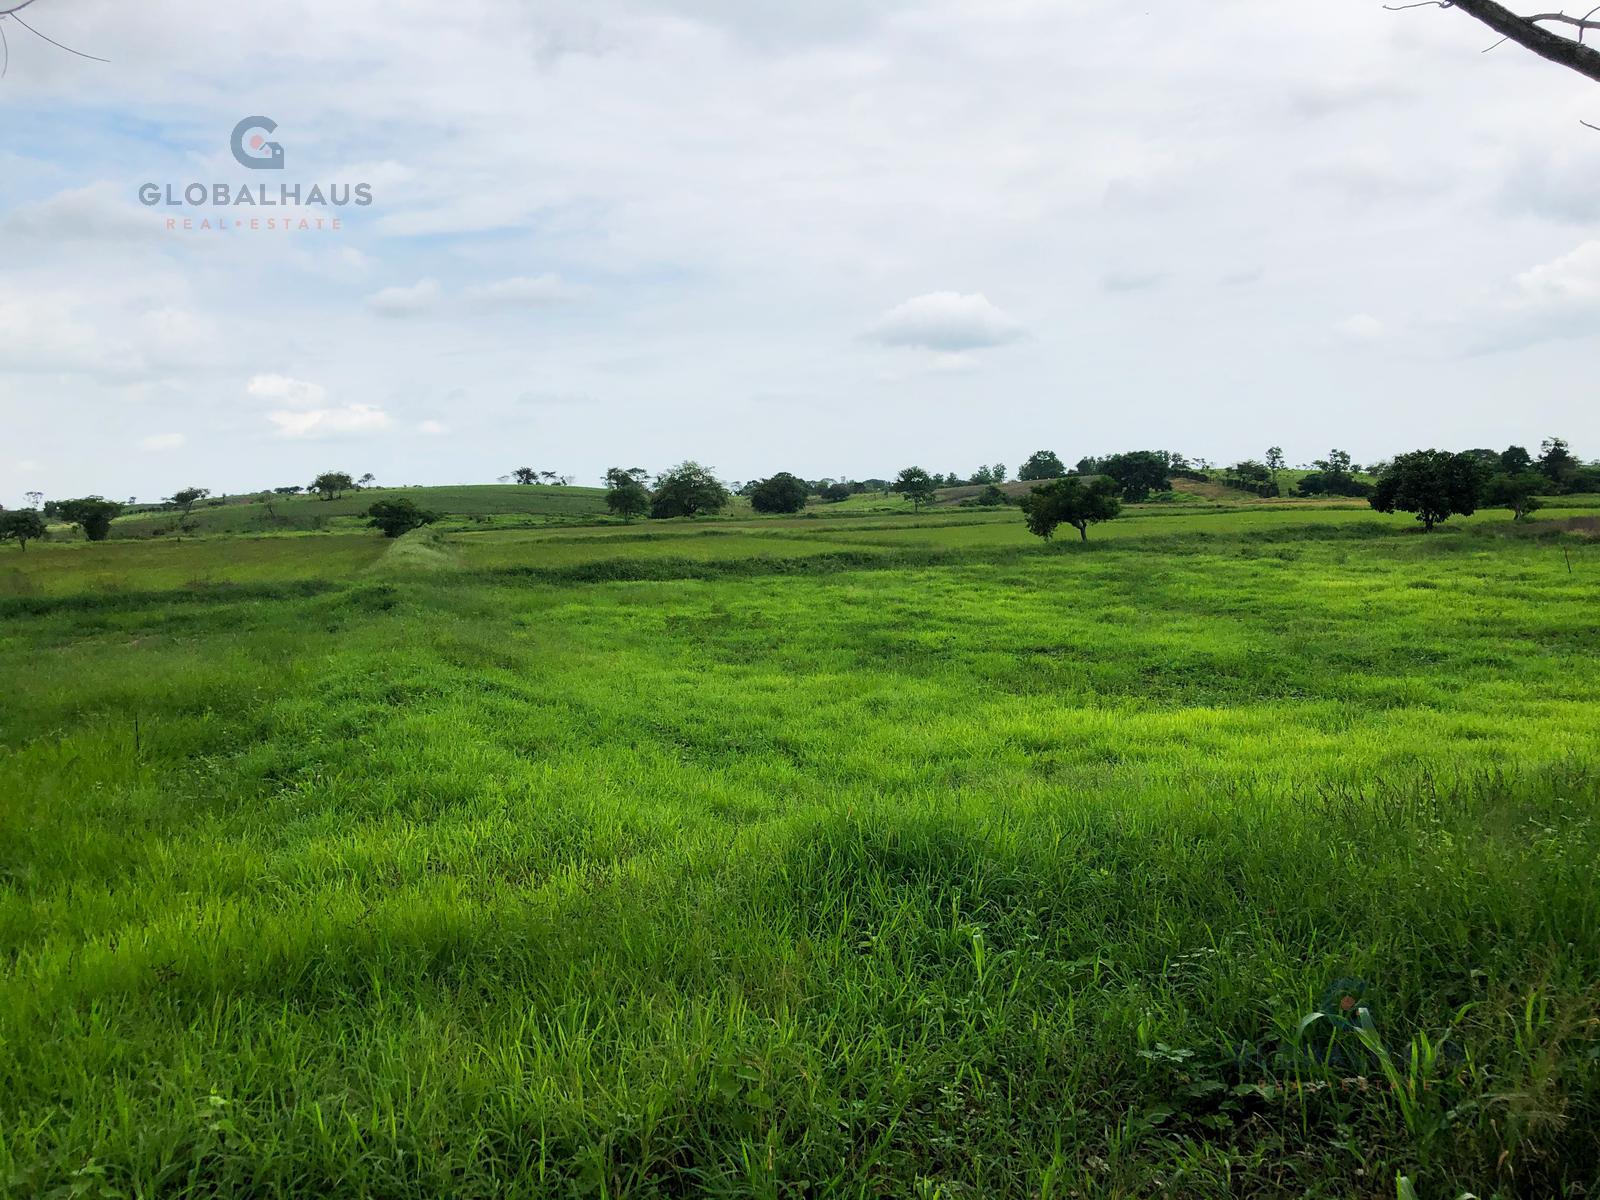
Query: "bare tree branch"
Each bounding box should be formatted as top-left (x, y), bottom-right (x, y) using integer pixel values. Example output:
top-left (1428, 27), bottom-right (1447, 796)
top-left (5, 10), bottom-right (108, 62)
top-left (0, 0), bottom-right (107, 71)
top-left (1388, 0), bottom-right (1600, 82)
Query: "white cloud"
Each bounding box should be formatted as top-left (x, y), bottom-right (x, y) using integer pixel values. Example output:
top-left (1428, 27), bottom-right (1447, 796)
top-left (417, 419), bottom-right (449, 435)
top-left (866, 292), bottom-right (1025, 352)
top-left (245, 373), bottom-right (390, 439)
top-left (268, 404), bottom-right (393, 440)
top-left (464, 274), bottom-right (577, 307)
top-left (139, 432), bottom-right (186, 452)
top-left (1101, 270), bottom-right (1167, 294)
top-left (1336, 313), bottom-right (1386, 341)
top-left (1465, 240), bottom-right (1600, 354)
top-left (246, 374), bottom-right (329, 408)
top-left (3, 0), bottom-right (1599, 506)
top-left (2, 184), bottom-right (156, 243)
top-left (366, 279), bottom-right (441, 318)
top-left (1509, 241), bottom-right (1600, 314)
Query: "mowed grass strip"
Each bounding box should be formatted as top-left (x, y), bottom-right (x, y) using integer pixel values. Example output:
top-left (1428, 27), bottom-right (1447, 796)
top-left (0, 524), bottom-right (1597, 1196)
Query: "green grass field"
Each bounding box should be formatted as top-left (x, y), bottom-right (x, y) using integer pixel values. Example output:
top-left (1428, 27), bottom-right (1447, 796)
top-left (2, 505), bottom-right (1599, 1197)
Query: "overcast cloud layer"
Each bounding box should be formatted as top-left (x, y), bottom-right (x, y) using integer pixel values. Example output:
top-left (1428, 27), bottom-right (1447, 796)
top-left (1, 0), bottom-right (1597, 504)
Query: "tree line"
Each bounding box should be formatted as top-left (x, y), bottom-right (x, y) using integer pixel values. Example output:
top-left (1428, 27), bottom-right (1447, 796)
top-left (4, 437), bottom-right (1593, 548)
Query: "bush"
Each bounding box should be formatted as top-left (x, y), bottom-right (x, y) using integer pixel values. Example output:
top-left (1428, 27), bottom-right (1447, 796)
top-left (1297, 472), bottom-right (1371, 499)
top-left (749, 472), bottom-right (810, 514)
top-left (366, 498), bottom-right (439, 538)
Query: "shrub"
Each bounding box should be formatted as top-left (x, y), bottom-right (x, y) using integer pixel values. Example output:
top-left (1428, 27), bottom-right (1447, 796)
top-left (366, 498), bottom-right (439, 538)
top-left (749, 472), bottom-right (810, 514)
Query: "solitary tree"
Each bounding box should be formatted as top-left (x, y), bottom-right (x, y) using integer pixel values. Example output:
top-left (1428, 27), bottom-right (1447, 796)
top-left (309, 472), bottom-right (355, 500)
top-left (365, 497), bottom-right (438, 538)
top-left (24, 491), bottom-right (43, 509)
top-left (0, 509), bottom-right (46, 551)
top-left (1020, 476), bottom-right (1122, 541)
top-left (167, 486), bottom-right (210, 517)
top-left (1370, 450), bottom-right (1488, 532)
top-left (1265, 446), bottom-right (1285, 477)
top-left (357, 473), bottom-right (376, 489)
top-left (606, 479), bottom-right (650, 522)
top-left (1483, 471), bottom-right (1546, 522)
top-left (650, 461), bottom-right (729, 519)
top-left (892, 466), bottom-right (938, 513)
top-left (1017, 450), bottom-right (1066, 481)
top-left (748, 472), bottom-right (810, 514)
top-left (57, 497), bottom-right (124, 541)
top-left (512, 467), bottom-right (538, 485)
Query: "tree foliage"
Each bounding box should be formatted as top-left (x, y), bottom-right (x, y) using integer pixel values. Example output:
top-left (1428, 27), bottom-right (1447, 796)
top-left (748, 472), bottom-right (810, 514)
top-left (309, 472), bottom-right (355, 500)
top-left (1020, 476), bottom-right (1122, 541)
top-left (1370, 450), bottom-right (1488, 532)
top-left (1096, 451), bottom-right (1172, 502)
top-left (1223, 460), bottom-right (1279, 497)
top-left (0, 509), bottom-right (46, 551)
top-left (606, 480), bottom-right (651, 523)
top-left (650, 462), bottom-right (729, 519)
top-left (1017, 450), bottom-right (1065, 481)
top-left (365, 498), bottom-right (439, 538)
top-left (1483, 471), bottom-right (1545, 521)
top-left (1297, 449), bottom-right (1370, 498)
top-left (892, 466), bottom-right (938, 513)
top-left (1499, 445), bottom-right (1533, 474)
top-left (1538, 437), bottom-right (1579, 491)
top-left (57, 497), bottom-right (124, 541)
top-left (167, 486), bottom-right (211, 516)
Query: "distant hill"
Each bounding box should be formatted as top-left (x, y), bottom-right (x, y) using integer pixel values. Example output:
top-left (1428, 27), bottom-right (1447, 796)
top-left (100, 484), bottom-right (609, 539)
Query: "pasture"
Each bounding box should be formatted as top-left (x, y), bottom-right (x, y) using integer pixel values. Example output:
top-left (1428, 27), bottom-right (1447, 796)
top-left (1, 504), bottom-right (1598, 1198)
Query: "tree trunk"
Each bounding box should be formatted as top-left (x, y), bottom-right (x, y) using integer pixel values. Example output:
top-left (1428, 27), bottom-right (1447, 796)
top-left (1076, 523), bottom-right (1088, 542)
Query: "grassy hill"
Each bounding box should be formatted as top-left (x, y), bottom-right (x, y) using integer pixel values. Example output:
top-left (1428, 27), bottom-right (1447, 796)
top-left (97, 485), bottom-right (610, 539)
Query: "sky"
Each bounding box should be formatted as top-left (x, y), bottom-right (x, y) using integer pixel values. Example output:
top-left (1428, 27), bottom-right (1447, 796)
top-left (1, 0), bottom-right (1598, 506)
